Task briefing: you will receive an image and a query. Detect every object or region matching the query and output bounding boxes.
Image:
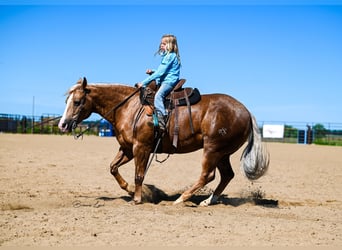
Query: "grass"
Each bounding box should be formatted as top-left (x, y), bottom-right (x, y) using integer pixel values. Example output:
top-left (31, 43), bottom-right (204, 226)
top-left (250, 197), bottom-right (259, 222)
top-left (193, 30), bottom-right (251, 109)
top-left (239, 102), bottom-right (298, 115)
top-left (314, 139), bottom-right (342, 146)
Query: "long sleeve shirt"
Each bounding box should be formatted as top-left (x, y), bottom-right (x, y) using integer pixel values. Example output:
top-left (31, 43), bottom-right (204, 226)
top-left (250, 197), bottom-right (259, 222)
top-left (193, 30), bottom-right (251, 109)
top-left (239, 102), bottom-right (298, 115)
top-left (141, 52), bottom-right (180, 87)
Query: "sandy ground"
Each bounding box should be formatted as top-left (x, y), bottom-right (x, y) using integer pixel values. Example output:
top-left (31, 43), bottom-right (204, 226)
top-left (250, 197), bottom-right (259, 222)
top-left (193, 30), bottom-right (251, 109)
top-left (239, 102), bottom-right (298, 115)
top-left (0, 134), bottom-right (341, 247)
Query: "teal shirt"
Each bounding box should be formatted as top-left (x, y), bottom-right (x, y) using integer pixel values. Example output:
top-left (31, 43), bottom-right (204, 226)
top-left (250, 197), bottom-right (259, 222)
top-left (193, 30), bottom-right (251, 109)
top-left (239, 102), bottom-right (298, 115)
top-left (141, 52), bottom-right (180, 87)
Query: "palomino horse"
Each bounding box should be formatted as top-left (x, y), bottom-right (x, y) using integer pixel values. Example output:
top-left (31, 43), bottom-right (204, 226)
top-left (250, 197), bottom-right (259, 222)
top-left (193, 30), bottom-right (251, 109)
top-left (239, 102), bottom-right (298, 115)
top-left (58, 77), bottom-right (269, 206)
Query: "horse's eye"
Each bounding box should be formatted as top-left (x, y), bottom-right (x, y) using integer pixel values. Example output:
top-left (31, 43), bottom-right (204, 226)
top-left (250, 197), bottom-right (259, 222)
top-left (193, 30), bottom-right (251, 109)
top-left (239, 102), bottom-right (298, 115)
top-left (74, 101), bottom-right (81, 107)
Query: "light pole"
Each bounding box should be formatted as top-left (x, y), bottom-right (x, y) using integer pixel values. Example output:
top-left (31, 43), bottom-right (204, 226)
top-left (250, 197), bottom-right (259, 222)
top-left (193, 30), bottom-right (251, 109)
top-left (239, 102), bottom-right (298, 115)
top-left (32, 96), bottom-right (35, 134)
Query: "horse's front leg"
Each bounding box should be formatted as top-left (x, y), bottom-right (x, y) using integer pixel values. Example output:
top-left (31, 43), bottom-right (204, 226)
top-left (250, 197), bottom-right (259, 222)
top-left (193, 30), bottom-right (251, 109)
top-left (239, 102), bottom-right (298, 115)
top-left (110, 147), bottom-right (133, 195)
top-left (132, 144), bottom-right (152, 204)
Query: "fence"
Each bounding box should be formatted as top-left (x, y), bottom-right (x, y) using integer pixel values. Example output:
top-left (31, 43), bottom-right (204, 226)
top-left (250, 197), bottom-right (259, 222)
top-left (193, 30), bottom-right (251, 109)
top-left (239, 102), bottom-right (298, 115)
top-left (0, 113), bottom-right (60, 134)
top-left (259, 121), bottom-right (342, 146)
top-left (0, 113), bottom-right (116, 137)
top-left (1, 113), bottom-right (341, 145)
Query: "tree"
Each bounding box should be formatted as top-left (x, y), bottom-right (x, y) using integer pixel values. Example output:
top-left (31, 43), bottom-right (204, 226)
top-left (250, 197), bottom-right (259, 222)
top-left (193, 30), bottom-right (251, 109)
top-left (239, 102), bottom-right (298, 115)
top-left (313, 123), bottom-right (327, 139)
top-left (284, 125), bottom-right (297, 138)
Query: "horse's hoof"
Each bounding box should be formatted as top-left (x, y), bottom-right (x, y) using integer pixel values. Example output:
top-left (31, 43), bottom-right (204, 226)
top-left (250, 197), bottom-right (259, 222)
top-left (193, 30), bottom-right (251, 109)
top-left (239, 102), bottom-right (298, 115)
top-left (173, 197), bottom-right (184, 205)
top-left (128, 199), bottom-right (143, 205)
top-left (199, 200), bottom-right (210, 207)
top-left (199, 194), bottom-right (219, 207)
top-left (134, 200), bottom-right (143, 205)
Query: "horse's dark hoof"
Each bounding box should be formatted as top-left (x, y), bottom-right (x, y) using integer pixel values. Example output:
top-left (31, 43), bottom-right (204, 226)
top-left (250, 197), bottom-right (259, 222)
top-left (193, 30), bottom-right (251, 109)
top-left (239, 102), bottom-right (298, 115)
top-left (133, 200), bottom-right (143, 205)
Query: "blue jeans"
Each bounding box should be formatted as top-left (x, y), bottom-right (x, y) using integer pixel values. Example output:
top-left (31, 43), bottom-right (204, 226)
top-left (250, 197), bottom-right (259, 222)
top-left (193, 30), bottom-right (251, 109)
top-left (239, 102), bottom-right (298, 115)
top-left (154, 83), bottom-right (174, 116)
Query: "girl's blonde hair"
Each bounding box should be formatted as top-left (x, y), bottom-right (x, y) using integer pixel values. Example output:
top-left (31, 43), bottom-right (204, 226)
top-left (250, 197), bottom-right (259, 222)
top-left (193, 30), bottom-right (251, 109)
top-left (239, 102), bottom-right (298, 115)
top-left (156, 34), bottom-right (181, 65)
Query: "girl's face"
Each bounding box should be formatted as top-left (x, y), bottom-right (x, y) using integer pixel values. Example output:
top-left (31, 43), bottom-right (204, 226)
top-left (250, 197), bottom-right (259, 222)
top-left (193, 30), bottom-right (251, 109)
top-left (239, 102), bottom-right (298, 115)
top-left (160, 38), bottom-right (168, 52)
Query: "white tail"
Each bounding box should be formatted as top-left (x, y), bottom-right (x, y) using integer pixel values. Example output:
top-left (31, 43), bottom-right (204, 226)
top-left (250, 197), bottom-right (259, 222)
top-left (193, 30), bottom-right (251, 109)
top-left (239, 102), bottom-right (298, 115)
top-left (240, 115), bottom-right (270, 180)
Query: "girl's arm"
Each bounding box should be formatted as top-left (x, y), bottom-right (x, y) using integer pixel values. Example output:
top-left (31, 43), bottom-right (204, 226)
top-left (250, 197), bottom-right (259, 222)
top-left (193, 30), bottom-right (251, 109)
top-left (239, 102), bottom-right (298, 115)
top-left (140, 53), bottom-right (176, 86)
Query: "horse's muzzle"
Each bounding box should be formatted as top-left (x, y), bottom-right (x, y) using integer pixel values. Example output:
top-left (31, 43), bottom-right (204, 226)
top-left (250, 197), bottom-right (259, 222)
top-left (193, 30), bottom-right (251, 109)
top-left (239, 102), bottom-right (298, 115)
top-left (58, 119), bottom-right (77, 133)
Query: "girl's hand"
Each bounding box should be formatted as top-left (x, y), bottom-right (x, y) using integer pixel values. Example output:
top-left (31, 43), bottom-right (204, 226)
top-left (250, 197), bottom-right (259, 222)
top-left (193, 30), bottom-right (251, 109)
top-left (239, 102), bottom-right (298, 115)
top-left (146, 69), bottom-right (154, 75)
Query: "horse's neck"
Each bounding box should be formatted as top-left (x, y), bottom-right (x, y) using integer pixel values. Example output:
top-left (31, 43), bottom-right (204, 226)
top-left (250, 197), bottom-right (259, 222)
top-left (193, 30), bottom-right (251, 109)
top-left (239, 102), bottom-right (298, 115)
top-left (89, 84), bottom-right (136, 122)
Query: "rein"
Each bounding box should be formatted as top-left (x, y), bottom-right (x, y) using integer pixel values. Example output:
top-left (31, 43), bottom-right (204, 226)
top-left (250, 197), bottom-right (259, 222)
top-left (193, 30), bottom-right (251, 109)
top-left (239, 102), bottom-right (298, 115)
top-left (23, 115), bottom-right (62, 132)
top-left (73, 87), bottom-right (141, 139)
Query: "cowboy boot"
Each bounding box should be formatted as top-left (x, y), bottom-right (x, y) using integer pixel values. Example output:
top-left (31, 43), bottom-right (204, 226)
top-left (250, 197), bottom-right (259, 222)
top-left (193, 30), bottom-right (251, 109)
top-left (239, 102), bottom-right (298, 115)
top-left (156, 111), bottom-right (167, 132)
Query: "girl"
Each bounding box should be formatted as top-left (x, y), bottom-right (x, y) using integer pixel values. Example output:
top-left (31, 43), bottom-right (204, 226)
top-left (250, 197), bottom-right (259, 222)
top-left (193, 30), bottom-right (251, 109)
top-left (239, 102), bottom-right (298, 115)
top-left (137, 34), bottom-right (181, 131)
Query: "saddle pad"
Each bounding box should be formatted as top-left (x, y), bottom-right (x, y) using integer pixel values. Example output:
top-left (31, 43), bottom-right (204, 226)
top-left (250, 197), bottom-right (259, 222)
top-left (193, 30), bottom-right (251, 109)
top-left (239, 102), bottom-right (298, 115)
top-left (140, 86), bottom-right (201, 108)
top-left (165, 88), bottom-right (201, 107)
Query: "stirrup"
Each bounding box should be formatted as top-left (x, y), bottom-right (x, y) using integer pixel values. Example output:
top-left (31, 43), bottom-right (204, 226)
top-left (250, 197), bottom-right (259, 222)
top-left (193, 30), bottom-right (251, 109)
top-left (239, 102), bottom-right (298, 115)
top-left (151, 113), bottom-right (165, 131)
top-left (157, 116), bottom-right (166, 132)
top-left (154, 110), bottom-right (166, 132)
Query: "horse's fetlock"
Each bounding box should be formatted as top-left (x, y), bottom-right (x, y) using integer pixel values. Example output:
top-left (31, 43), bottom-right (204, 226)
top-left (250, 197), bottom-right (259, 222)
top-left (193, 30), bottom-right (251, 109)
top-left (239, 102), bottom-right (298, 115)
top-left (120, 182), bottom-right (128, 190)
top-left (135, 175), bottom-right (144, 185)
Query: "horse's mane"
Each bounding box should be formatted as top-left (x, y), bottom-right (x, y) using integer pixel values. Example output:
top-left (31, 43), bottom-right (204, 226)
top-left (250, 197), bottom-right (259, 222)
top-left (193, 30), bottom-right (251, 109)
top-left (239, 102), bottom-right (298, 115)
top-left (65, 84), bottom-right (78, 96)
top-left (65, 82), bottom-right (133, 96)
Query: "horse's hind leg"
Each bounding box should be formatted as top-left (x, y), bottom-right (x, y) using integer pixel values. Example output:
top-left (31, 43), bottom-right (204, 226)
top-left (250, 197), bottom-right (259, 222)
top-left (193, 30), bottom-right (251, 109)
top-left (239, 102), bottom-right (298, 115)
top-left (200, 155), bottom-right (234, 206)
top-left (174, 151), bottom-right (218, 205)
top-left (110, 147), bottom-right (133, 195)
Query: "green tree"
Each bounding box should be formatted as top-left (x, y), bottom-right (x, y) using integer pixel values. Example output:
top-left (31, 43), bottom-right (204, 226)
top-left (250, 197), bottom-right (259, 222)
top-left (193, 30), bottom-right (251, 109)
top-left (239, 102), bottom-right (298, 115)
top-left (313, 123), bottom-right (327, 139)
top-left (284, 125), bottom-right (297, 138)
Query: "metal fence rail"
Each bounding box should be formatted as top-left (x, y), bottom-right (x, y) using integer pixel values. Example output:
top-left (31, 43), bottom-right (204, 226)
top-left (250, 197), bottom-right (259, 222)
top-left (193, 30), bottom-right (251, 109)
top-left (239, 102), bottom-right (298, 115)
top-left (1, 113), bottom-right (341, 145)
top-left (0, 113), bottom-right (113, 136)
top-left (259, 121), bottom-right (342, 145)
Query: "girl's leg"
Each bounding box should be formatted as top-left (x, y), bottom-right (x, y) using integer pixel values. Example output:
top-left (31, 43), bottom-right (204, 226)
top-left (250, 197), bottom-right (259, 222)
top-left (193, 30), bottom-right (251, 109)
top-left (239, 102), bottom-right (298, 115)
top-left (154, 83), bottom-right (174, 115)
top-left (154, 83), bottom-right (174, 131)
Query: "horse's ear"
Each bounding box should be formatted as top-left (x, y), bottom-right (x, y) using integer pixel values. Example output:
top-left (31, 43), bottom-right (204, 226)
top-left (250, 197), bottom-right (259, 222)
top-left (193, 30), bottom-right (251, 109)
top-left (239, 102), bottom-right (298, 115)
top-left (82, 77), bottom-right (87, 89)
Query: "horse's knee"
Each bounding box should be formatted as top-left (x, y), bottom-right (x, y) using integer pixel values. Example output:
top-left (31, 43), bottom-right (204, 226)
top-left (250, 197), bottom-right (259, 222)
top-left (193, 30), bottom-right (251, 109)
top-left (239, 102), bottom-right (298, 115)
top-left (110, 164), bottom-right (118, 176)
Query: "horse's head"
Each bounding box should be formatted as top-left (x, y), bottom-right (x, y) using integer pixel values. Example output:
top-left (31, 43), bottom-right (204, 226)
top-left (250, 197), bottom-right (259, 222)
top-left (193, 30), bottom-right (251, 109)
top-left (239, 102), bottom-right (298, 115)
top-left (58, 77), bottom-right (92, 133)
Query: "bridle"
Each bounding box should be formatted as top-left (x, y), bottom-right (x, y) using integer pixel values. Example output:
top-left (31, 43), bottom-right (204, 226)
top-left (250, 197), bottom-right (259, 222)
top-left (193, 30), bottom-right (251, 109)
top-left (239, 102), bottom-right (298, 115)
top-left (72, 87), bottom-right (141, 139)
top-left (68, 88), bottom-right (89, 136)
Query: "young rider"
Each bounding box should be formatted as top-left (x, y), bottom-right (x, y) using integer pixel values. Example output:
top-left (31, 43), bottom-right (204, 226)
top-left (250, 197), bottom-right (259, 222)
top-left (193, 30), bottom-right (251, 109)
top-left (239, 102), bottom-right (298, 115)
top-left (137, 34), bottom-right (181, 131)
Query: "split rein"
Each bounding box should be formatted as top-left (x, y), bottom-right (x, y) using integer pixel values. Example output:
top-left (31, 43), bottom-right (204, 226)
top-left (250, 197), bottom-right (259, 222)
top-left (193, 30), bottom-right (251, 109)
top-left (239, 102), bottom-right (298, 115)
top-left (73, 87), bottom-right (141, 139)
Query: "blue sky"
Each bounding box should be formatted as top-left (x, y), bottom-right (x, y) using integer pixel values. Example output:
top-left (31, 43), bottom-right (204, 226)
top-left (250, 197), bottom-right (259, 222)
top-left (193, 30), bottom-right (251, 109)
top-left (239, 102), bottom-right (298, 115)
top-left (0, 0), bottom-right (341, 123)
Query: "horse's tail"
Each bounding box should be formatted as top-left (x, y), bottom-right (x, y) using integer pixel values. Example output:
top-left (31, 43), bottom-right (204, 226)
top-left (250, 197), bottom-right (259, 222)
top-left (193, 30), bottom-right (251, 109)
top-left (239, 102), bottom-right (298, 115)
top-left (240, 114), bottom-right (270, 180)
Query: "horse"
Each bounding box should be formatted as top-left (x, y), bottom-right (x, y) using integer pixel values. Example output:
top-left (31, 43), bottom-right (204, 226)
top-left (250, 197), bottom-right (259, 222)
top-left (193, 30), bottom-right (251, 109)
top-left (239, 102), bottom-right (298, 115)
top-left (58, 77), bottom-right (269, 206)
